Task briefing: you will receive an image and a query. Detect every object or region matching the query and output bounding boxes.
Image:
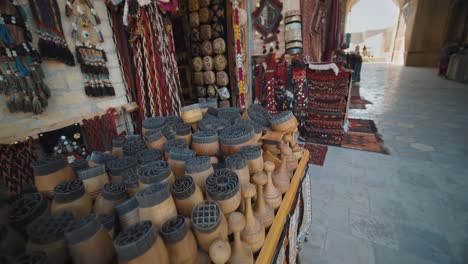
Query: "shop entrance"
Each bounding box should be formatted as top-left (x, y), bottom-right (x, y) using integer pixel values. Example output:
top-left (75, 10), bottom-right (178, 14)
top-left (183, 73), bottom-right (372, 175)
top-left (344, 0), bottom-right (400, 63)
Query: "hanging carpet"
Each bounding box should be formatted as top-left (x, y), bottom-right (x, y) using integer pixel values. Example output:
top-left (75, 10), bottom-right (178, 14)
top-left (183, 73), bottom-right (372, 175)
top-left (0, 138), bottom-right (36, 194)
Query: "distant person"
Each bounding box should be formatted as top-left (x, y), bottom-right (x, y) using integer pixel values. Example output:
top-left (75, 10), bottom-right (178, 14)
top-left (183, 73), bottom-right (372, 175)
top-left (355, 45), bottom-right (360, 54)
top-left (362, 45), bottom-right (368, 57)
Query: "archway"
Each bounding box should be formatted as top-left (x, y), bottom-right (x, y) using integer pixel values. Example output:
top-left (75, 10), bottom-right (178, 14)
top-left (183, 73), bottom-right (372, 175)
top-left (344, 0), bottom-right (400, 63)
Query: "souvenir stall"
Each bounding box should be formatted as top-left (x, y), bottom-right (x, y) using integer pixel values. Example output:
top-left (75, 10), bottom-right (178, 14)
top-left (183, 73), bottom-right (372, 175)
top-left (0, 0), bottom-right (358, 262)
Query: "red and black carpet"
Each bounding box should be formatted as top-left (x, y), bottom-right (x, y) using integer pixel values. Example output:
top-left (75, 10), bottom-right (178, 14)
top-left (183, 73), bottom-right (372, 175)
top-left (301, 143), bottom-right (328, 166)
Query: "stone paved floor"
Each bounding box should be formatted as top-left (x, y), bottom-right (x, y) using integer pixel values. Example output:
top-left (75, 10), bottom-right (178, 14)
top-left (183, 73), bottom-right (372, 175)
top-left (298, 63), bottom-right (468, 264)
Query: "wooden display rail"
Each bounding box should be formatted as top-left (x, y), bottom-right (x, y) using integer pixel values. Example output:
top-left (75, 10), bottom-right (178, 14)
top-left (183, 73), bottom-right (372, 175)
top-left (0, 102), bottom-right (139, 144)
top-left (256, 149), bottom-right (310, 264)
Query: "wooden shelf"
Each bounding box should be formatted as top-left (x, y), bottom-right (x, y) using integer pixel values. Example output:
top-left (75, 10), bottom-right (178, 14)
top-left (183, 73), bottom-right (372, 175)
top-left (256, 150), bottom-right (310, 264)
top-left (0, 102), bottom-right (139, 144)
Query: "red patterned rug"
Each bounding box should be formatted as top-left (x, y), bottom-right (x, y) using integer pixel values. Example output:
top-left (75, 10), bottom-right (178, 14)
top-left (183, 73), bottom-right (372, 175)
top-left (341, 132), bottom-right (389, 154)
top-left (348, 118), bottom-right (378, 134)
top-left (349, 84), bottom-right (372, 109)
top-left (301, 143), bottom-right (328, 166)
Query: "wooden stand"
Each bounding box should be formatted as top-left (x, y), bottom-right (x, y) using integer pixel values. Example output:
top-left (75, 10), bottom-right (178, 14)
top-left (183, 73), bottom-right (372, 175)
top-left (255, 150), bottom-right (309, 263)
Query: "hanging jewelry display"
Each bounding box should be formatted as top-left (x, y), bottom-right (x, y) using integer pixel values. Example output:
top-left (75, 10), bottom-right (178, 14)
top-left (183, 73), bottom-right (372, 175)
top-left (66, 1), bottom-right (115, 97)
top-left (252, 0), bottom-right (282, 44)
top-left (1, 0), bottom-right (50, 114)
top-left (263, 53), bottom-right (277, 114)
top-left (128, 1), bottom-right (182, 118)
top-left (28, 0), bottom-right (75, 65)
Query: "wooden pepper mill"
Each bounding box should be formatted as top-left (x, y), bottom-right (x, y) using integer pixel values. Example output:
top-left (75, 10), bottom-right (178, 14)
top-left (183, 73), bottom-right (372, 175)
top-left (263, 161), bottom-right (282, 210)
top-left (33, 154), bottom-right (75, 197)
top-left (142, 116), bottom-right (167, 135)
top-left (171, 176), bottom-right (204, 217)
top-left (160, 215), bottom-right (198, 264)
top-left (138, 160), bottom-right (175, 188)
top-left (115, 197), bottom-right (140, 230)
top-left (26, 211), bottom-right (75, 264)
top-left (228, 212), bottom-right (253, 264)
top-left (0, 224), bottom-right (26, 256)
top-left (240, 183), bottom-right (265, 253)
top-left (51, 180), bottom-right (92, 219)
top-left (206, 169), bottom-right (241, 215)
top-left (111, 136), bottom-right (126, 158)
top-left (64, 213), bottom-right (114, 264)
top-left (122, 139), bottom-right (147, 156)
top-left (191, 130), bottom-right (220, 156)
top-left (252, 172), bottom-right (274, 228)
top-left (94, 182), bottom-right (127, 215)
top-left (70, 159), bottom-right (89, 175)
top-left (168, 148), bottom-right (196, 177)
top-left (9, 193), bottom-right (50, 232)
top-left (163, 139), bottom-right (188, 160)
top-left (144, 129), bottom-right (168, 150)
top-left (87, 151), bottom-right (117, 167)
top-left (122, 168), bottom-right (140, 197)
top-left (209, 239), bottom-right (231, 264)
top-left (191, 201), bottom-right (228, 252)
top-left (272, 144), bottom-right (292, 194)
top-left (114, 221), bottom-right (169, 264)
top-left (225, 154), bottom-right (250, 185)
top-left (185, 156), bottom-right (214, 192)
top-left (136, 148), bottom-right (163, 166)
top-left (219, 123), bottom-right (257, 155)
top-left (106, 156), bottom-right (138, 183)
top-left (136, 182), bottom-right (177, 231)
top-left (279, 140), bottom-right (298, 172)
top-left (175, 122), bottom-right (193, 145)
top-left (76, 164), bottom-right (109, 199)
top-left (239, 145), bottom-right (264, 174)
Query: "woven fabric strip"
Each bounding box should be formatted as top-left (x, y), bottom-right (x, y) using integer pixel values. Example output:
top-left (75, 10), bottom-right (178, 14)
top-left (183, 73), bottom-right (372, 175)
top-left (0, 138), bottom-right (36, 193)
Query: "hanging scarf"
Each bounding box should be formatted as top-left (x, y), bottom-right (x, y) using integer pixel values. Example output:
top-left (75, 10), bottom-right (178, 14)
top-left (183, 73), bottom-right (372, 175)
top-left (28, 0), bottom-right (75, 65)
top-left (101, 108), bottom-right (119, 150)
top-left (129, 2), bottom-right (182, 118)
top-left (82, 116), bottom-right (105, 151)
top-left (106, 1), bottom-right (138, 102)
top-left (0, 138), bottom-right (36, 194)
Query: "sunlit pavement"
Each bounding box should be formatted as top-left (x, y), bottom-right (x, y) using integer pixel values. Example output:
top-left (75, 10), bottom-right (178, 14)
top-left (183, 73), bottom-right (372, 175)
top-left (298, 63), bottom-right (468, 264)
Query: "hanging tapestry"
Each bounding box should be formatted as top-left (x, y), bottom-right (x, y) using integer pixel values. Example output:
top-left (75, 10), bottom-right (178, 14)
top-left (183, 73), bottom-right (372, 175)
top-left (66, 0), bottom-right (115, 97)
top-left (0, 138), bottom-right (36, 194)
top-left (291, 58), bottom-right (308, 129)
top-left (82, 115), bottom-right (105, 151)
top-left (128, 1), bottom-right (182, 118)
top-left (1, 0), bottom-right (50, 114)
top-left (301, 0), bottom-right (327, 62)
top-left (28, 0), bottom-right (75, 65)
top-left (263, 53), bottom-right (278, 114)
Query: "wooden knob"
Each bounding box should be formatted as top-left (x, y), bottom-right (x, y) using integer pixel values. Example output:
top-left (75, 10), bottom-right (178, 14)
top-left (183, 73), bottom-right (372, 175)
top-left (241, 183), bottom-right (256, 199)
top-left (264, 161), bottom-right (275, 173)
top-left (209, 239), bottom-right (231, 264)
top-left (228, 212), bottom-right (246, 233)
top-left (252, 172), bottom-right (267, 186)
top-left (211, 156), bottom-right (219, 164)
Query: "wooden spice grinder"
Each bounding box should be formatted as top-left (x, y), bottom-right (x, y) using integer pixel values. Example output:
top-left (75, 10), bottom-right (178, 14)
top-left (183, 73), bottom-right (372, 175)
top-left (239, 145), bottom-right (264, 174)
top-left (106, 156), bottom-right (138, 183)
top-left (252, 172), bottom-right (274, 228)
top-left (240, 183), bottom-right (265, 253)
top-left (114, 221), bottom-right (169, 264)
top-left (191, 201), bottom-right (228, 252)
top-left (64, 213), bottom-right (114, 264)
top-left (94, 182), bottom-right (127, 215)
top-left (206, 169), bottom-right (241, 215)
top-left (171, 176), bottom-right (204, 217)
top-left (51, 180), bottom-right (92, 219)
top-left (227, 212), bottom-right (253, 264)
top-left (76, 164), bottom-right (109, 200)
top-left (33, 154), bottom-right (75, 197)
top-left (138, 160), bottom-right (175, 188)
top-left (185, 156), bottom-right (214, 192)
top-left (136, 182), bottom-right (177, 231)
top-left (168, 148), bottom-right (196, 177)
top-left (160, 215), bottom-right (198, 264)
top-left (115, 197), bottom-right (140, 230)
top-left (191, 130), bottom-right (220, 156)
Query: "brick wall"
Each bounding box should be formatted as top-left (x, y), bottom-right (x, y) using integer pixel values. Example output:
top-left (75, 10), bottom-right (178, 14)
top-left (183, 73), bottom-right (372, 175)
top-left (0, 0), bottom-right (131, 143)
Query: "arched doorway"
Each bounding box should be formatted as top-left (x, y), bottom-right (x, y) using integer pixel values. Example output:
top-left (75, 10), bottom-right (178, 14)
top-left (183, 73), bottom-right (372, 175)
top-left (344, 0), bottom-right (400, 63)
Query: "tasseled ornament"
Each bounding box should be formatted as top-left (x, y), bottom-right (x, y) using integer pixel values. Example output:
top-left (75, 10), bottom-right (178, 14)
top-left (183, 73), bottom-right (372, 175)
top-left (23, 92), bottom-right (33, 112)
top-left (15, 57), bottom-right (31, 77)
top-left (5, 94), bottom-right (16, 113)
top-left (32, 96), bottom-right (44, 114)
